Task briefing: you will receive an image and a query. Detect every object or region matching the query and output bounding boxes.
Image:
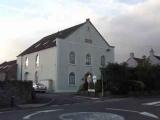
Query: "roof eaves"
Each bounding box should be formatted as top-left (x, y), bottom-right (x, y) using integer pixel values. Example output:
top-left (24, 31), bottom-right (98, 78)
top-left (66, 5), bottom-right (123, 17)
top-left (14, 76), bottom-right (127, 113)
top-left (88, 21), bottom-right (114, 48)
top-left (154, 55), bottom-right (160, 60)
top-left (18, 22), bottom-right (85, 56)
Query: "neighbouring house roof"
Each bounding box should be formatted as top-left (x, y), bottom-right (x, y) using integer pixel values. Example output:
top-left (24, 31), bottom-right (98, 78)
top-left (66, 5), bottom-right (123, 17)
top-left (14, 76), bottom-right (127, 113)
top-left (154, 55), bottom-right (160, 60)
top-left (18, 22), bottom-right (85, 56)
top-left (0, 60), bottom-right (17, 73)
top-left (134, 57), bottom-right (144, 64)
top-left (126, 57), bottom-right (144, 65)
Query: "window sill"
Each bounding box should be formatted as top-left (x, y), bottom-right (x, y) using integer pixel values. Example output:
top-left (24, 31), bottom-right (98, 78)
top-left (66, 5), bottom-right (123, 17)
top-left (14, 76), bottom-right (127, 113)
top-left (68, 84), bottom-right (77, 87)
top-left (68, 63), bottom-right (77, 66)
top-left (84, 65), bottom-right (92, 67)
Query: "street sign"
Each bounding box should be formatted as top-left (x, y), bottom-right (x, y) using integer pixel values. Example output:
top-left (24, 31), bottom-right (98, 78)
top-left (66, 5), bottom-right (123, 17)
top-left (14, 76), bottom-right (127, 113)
top-left (88, 89), bottom-right (95, 92)
top-left (87, 75), bottom-right (92, 83)
top-left (92, 75), bottom-right (97, 84)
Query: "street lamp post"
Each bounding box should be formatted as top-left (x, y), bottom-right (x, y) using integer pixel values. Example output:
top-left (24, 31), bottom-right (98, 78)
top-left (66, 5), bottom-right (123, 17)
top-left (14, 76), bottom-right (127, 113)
top-left (93, 75), bottom-right (97, 96)
top-left (87, 74), bottom-right (92, 96)
top-left (100, 68), bottom-right (104, 97)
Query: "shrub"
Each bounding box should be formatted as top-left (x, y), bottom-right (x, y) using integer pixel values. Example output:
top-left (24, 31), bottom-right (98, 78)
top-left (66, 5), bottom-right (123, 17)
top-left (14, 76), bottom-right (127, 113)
top-left (95, 80), bottom-right (102, 93)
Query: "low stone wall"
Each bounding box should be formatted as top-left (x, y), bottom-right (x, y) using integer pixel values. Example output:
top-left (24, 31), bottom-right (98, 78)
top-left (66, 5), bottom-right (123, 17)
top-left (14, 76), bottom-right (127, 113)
top-left (0, 80), bottom-right (33, 107)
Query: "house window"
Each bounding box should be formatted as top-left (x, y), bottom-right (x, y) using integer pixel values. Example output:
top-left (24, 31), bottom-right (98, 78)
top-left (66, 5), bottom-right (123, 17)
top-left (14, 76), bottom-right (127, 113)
top-left (25, 57), bottom-right (29, 68)
top-left (86, 54), bottom-right (91, 65)
top-left (85, 39), bottom-right (92, 44)
top-left (69, 72), bottom-right (75, 85)
top-left (35, 54), bottom-right (39, 67)
top-left (69, 51), bottom-right (75, 64)
top-left (24, 72), bottom-right (28, 80)
top-left (35, 71), bottom-right (38, 84)
top-left (101, 55), bottom-right (105, 66)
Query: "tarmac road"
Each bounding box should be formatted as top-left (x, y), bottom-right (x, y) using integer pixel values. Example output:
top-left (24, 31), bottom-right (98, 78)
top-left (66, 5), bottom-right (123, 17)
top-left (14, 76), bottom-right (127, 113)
top-left (0, 96), bottom-right (160, 120)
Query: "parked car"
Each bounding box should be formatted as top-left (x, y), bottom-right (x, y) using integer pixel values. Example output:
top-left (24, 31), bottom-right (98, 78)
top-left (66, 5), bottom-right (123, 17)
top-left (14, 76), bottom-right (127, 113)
top-left (33, 83), bottom-right (47, 92)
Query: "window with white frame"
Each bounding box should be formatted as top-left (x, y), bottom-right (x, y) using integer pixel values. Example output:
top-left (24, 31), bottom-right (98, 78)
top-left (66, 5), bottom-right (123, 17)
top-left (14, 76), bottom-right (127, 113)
top-left (35, 54), bottom-right (39, 67)
top-left (86, 54), bottom-right (91, 65)
top-left (25, 57), bottom-right (29, 68)
top-left (69, 72), bottom-right (75, 85)
top-left (101, 55), bottom-right (105, 66)
top-left (69, 51), bottom-right (75, 64)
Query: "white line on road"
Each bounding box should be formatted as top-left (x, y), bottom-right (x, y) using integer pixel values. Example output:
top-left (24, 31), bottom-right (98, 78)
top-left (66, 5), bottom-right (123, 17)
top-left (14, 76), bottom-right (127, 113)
top-left (75, 96), bottom-right (100, 100)
top-left (23, 109), bottom-right (62, 120)
top-left (0, 110), bottom-right (14, 114)
top-left (59, 112), bottom-right (124, 120)
top-left (105, 108), bottom-right (159, 119)
top-left (154, 103), bottom-right (160, 106)
top-left (51, 105), bottom-right (59, 107)
top-left (143, 101), bottom-right (160, 106)
top-left (93, 98), bottom-right (126, 103)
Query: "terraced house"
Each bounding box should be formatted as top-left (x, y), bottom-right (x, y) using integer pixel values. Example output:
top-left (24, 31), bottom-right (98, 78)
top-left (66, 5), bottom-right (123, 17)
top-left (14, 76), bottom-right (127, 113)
top-left (17, 19), bottom-right (114, 92)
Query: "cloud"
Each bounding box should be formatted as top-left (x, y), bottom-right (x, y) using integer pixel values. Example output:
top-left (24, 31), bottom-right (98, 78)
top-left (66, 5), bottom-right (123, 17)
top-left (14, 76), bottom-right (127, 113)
top-left (97, 0), bottom-right (160, 62)
top-left (0, 0), bottom-right (98, 63)
top-left (0, 0), bottom-right (160, 64)
top-left (116, 0), bottom-right (145, 4)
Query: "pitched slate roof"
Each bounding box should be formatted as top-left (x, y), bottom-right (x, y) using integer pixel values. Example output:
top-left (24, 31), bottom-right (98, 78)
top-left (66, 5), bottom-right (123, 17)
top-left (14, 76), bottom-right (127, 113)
top-left (154, 55), bottom-right (160, 60)
top-left (18, 22), bottom-right (85, 56)
top-left (134, 57), bottom-right (145, 65)
top-left (0, 60), bottom-right (17, 72)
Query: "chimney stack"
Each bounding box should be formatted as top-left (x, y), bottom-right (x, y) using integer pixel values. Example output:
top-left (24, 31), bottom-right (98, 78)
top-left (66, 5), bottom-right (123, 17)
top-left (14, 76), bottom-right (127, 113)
top-left (130, 52), bottom-right (134, 58)
top-left (86, 18), bottom-right (90, 22)
top-left (150, 48), bottom-right (154, 56)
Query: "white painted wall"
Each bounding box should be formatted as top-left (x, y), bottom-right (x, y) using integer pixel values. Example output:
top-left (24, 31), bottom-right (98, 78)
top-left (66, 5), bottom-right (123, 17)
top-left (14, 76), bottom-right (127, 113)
top-left (17, 46), bottom-right (57, 91)
top-left (126, 58), bottom-right (138, 68)
top-left (148, 56), bottom-right (160, 65)
top-left (17, 20), bottom-right (114, 93)
top-left (148, 49), bottom-right (160, 65)
top-left (126, 53), bottom-right (138, 68)
top-left (56, 21), bottom-right (114, 92)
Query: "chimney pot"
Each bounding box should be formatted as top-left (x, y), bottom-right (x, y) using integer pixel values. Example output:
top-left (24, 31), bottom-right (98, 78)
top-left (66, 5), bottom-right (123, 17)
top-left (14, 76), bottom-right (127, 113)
top-left (86, 18), bottom-right (90, 22)
top-left (150, 48), bottom-right (154, 56)
top-left (130, 52), bottom-right (134, 58)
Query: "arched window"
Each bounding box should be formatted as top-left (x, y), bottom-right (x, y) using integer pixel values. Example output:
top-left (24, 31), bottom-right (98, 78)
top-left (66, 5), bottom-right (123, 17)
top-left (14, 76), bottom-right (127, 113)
top-left (35, 71), bottom-right (38, 84)
top-left (25, 57), bottom-right (29, 67)
top-left (86, 54), bottom-right (91, 65)
top-left (69, 52), bottom-right (75, 64)
top-left (35, 54), bottom-right (39, 67)
top-left (101, 55), bottom-right (105, 66)
top-left (69, 72), bottom-right (75, 85)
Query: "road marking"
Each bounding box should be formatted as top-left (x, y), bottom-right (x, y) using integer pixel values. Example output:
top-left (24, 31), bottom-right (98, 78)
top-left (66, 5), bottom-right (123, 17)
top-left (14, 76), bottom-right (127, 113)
top-left (63, 104), bottom-right (70, 106)
top-left (104, 98), bottom-right (126, 102)
top-left (143, 101), bottom-right (160, 106)
top-left (154, 103), bottom-right (160, 106)
top-left (51, 105), bottom-right (59, 107)
top-left (75, 96), bottom-right (100, 100)
top-left (0, 110), bottom-right (14, 114)
top-left (93, 98), bottom-right (126, 103)
top-left (105, 108), bottom-right (159, 119)
top-left (59, 112), bottom-right (124, 120)
top-left (23, 109), bottom-right (62, 120)
top-left (140, 112), bottom-right (159, 119)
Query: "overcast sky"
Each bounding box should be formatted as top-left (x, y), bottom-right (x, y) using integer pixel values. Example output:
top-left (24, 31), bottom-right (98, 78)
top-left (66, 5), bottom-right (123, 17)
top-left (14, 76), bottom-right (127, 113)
top-left (0, 0), bottom-right (160, 63)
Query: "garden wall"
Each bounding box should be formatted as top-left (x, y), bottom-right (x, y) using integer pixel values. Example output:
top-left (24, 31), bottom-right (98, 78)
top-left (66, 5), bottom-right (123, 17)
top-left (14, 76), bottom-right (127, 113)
top-left (0, 80), bottom-right (33, 107)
